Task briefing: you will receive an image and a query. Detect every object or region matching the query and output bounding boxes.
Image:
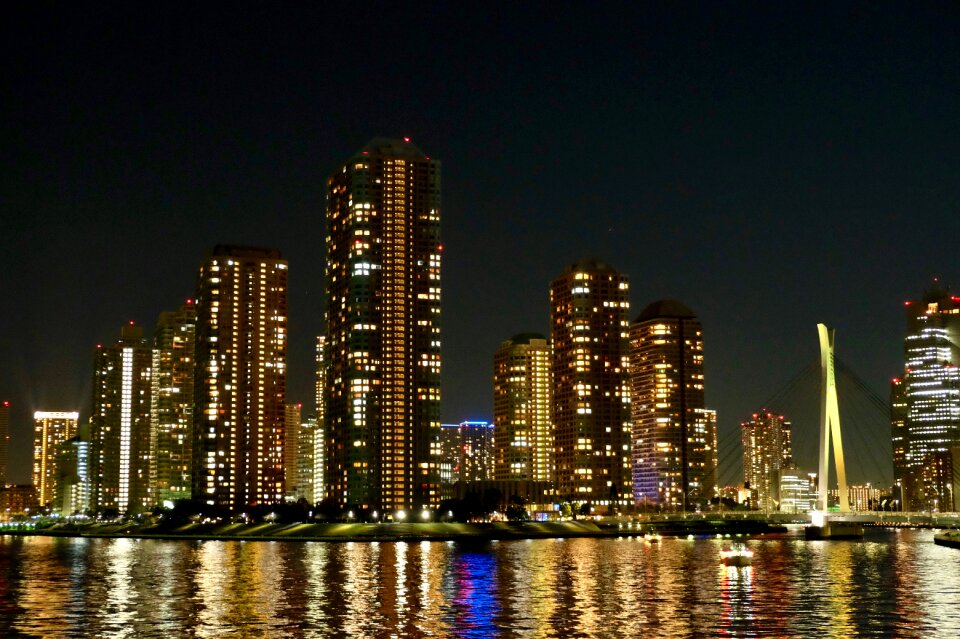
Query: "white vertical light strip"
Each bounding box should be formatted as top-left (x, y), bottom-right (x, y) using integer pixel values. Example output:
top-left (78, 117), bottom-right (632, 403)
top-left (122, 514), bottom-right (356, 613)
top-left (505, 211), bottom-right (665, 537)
top-left (120, 347), bottom-right (133, 510)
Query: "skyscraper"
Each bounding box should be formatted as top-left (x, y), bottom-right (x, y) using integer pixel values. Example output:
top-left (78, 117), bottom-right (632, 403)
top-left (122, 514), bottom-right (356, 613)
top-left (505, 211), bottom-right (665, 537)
top-left (91, 323), bottom-right (152, 513)
top-left (33, 411), bottom-right (79, 507)
top-left (284, 403), bottom-right (302, 499)
top-left (439, 421), bottom-right (495, 486)
top-left (324, 138), bottom-right (442, 513)
top-left (901, 285), bottom-right (960, 472)
top-left (493, 334), bottom-right (554, 482)
top-left (890, 377), bottom-right (908, 485)
top-left (297, 416), bottom-right (318, 503)
top-left (630, 300), bottom-right (715, 510)
top-left (0, 401), bottom-right (9, 485)
top-left (150, 300), bottom-right (197, 505)
top-left (56, 433), bottom-right (91, 515)
top-left (550, 259), bottom-right (631, 512)
top-left (741, 409), bottom-right (792, 511)
top-left (314, 336), bottom-right (326, 501)
top-left (193, 246), bottom-right (288, 510)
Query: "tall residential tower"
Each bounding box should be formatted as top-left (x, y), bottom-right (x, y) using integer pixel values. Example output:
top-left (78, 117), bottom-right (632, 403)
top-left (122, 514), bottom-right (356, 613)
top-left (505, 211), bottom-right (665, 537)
top-left (493, 334), bottom-right (554, 482)
top-left (192, 246), bottom-right (288, 510)
top-left (33, 411), bottom-right (79, 507)
top-left (150, 300), bottom-right (197, 504)
top-left (630, 300), bottom-right (716, 509)
top-left (324, 138), bottom-right (442, 513)
top-left (550, 259), bottom-right (631, 512)
top-left (91, 323), bottom-right (153, 513)
top-left (741, 409), bottom-right (792, 511)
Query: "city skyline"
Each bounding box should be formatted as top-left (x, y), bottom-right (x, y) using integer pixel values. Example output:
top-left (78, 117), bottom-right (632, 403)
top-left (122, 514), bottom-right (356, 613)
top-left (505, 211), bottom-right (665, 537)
top-left (3, 5), bottom-right (960, 486)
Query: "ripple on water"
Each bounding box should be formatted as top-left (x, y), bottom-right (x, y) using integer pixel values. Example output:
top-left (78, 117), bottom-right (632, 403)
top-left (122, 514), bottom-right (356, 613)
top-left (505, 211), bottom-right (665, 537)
top-left (2, 528), bottom-right (959, 638)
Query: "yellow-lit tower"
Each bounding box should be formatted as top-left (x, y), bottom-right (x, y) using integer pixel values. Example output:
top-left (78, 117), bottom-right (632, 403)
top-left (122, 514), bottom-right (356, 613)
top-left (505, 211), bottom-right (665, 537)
top-left (33, 411), bottom-right (79, 507)
top-left (324, 138), bottom-right (442, 514)
top-left (493, 334), bottom-right (554, 482)
top-left (630, 300), bottom-right (715, 510)
top-left (150, 300), bottom-right (197, 504)
top-left (550, 259), bottom-right (632, 512)
top-left (741, 409), bottom-right (792, 510)
top-left (192, 246), bottom-right (288, 510)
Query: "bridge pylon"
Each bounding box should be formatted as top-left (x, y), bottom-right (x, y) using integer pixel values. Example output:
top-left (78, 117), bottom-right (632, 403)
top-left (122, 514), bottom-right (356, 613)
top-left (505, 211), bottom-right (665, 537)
top-left (817, 324), bottom-right (850, 513)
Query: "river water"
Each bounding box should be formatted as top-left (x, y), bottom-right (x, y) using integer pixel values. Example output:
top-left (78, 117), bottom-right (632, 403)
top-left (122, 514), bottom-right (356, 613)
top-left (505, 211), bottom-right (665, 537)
top-left (1, 527), bottom-right (958, 638)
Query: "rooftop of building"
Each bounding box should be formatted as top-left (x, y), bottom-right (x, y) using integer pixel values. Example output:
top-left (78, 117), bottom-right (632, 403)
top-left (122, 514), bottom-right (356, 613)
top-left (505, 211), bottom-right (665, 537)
top-left (507, 332), bottom-right (548, 345)
top-left (355, 137), bottom-right (432, 161)
top-left (634, 299), bottom-right (697, 323)
top-left (558, 257), bottom-right (620, 276)
top-left (210, 245), bottom-right (283, 259)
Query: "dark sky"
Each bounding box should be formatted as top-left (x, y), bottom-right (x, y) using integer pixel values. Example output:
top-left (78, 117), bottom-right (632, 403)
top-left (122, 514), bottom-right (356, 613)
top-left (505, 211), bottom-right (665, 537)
top-left (2, 3), bottom-right (958, 486)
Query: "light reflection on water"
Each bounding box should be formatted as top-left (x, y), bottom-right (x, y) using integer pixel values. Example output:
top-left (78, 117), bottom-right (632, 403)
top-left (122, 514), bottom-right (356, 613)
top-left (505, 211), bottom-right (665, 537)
top-left (1, 528), bottom-right (959, 638)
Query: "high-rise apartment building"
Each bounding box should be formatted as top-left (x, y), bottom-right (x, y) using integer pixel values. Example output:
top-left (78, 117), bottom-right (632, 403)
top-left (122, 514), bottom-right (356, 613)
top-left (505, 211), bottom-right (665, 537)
top-left (33, 411), bottom-right (79, 507)
top-left (741, 409), bottom-right (792, 511)
top-left (901, 285), bottom-right (960, 471)
top-left (297, 416), bottom-right (319, 503)
top-left (439, 421), bottom-right (495, 486)
top-left (324, 138), bottom-right (442, 513)
top-left (314, 336), bottom-right (326, 501)
top-left (630, 300), bottom-right (715, 509)
top-left (91, 323), bottom-right (153, 513)
top-left (493, 334), bottom-right (554, 482)
top-left (150, 301), bottom-right (197, 505)
top-left (890, 377), bottom-right (908, 484)
top-left (284, 403), bottom-right (302, 498)
top-left (56, 433), bottom-right (91, 515)
top-left (0, 401), bottom-right (9, 485)
top-left (550, 259), bottom-right (631, 511)
top-left (193, 246), bottom-right (288, 510)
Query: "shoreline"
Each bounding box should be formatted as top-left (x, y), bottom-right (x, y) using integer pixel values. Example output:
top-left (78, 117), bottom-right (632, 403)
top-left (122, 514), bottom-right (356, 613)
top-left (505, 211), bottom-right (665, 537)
top-left (1, 519), bottom-right (789, 543)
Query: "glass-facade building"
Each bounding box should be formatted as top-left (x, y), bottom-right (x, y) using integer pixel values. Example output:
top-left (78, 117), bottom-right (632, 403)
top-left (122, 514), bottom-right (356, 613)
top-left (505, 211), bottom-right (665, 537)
top-left (902, 286), bottom-right (960, 470)
top-left (324, 138), bottom-right (442, 513)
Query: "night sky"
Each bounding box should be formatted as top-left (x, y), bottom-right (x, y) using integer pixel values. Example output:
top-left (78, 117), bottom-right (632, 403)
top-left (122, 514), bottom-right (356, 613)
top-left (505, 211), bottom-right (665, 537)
top-left (3, 4), bottom-right (958, 487)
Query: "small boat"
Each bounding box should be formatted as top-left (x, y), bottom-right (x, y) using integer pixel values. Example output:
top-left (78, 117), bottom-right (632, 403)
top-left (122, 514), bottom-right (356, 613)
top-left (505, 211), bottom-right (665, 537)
top-left (645, 534), bottom-right (661, 544)
top-left (720, 543), bottom-right (753, 567)
top-left (934, 530), bottom-right (960, 549)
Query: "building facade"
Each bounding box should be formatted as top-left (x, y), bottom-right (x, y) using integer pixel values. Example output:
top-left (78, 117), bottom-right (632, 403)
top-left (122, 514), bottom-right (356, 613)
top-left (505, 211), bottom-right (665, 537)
top-left (493, 334), bottom-right (554, 483)
top-left (150, 301), bottom-right (197, 505)
top-left (56, 435), bottom-right (91, 515)
top-left (550, 259), bottom-right (631, 512)
top-left (440, 421), bottom-right (495, 488)
top-left (741, 409), bottom-right (792, 511)
top-left (192, 246), bottom-right (288, 510)
top-left (0, 401), bottom-right (9, 485)
top-left (630, 300), bottom-right (716, 510)
top-left (897, 284), bottom-right (960, 510)
top-left (890, 377), bottom-right (908, 485)
top-left (91, 323), bottom-right (153, 514)
top-left (32, 411), bottom-right (79, 507)
top-left (323, 138), bottom-right (442, 513)
top-left (284, 403), bottom-right (302, 499)
top-left (903, 286), bottom-right (960, 467)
